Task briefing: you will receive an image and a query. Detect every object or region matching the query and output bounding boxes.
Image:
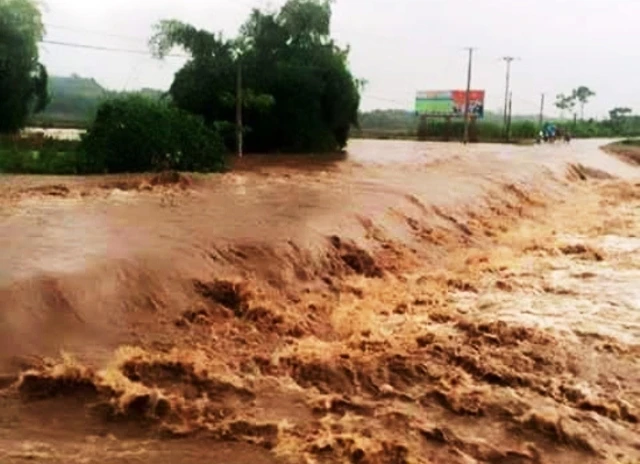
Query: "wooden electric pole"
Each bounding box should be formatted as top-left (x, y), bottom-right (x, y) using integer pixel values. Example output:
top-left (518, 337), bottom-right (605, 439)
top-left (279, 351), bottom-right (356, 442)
top-left (236, 59), bottom-right (243, 158)
top-left (506, 91), bottom-right (513, 141)
top-left (463, 47), bottom-right (475, 145)
top-left (501, 56), bottom-right (518, 129)
top-left (538, 93), bottom-right (545, 128)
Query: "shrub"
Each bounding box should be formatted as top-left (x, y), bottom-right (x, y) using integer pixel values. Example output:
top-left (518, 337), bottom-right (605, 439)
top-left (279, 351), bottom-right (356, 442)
top-left (409, 119), bottom-right (537, 142)
top-left (509, 121), bottom-right (538, 139)
top-left (80, 95), bottom-right (226, 173)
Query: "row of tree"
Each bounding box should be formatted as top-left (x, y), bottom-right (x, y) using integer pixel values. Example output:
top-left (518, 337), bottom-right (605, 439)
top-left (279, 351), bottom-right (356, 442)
top-left (148, 0), bottom-right (361, 153)
top-left (356, 104), bottom-right (640, 140)
top-left (1, 0), bottom-right (362, 156)
top-left (555, 86), bottom-right (596, 120)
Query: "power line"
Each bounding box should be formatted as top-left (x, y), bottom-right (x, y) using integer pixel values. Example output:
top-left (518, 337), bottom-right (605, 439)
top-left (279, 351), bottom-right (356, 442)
top-left (39, 37), bottom-right (534, 115)
top-left (40, 38), bottom-right (338, 70)
top-left (44, 23), bottom-right (147, 42)
top-left (39, 39), bottom-right (188, 59)
top-left (365, 95), bottom-right (408, 105)
top-left (39, 38), bottom-right (356, 74)
top-left (39, 37), bottom-right (476, 113)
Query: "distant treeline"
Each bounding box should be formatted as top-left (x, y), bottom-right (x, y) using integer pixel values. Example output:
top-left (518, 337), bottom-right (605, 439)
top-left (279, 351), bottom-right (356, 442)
top-left (7, 0), bottom-right (362, 174)
top-left (26, 77), bottom-right (640, 143)
top-left (355, 109), bottom-right (640, 141)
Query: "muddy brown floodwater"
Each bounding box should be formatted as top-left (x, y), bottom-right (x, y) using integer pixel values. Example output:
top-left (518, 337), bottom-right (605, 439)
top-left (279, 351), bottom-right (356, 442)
top-left (0, 139), bottom-right (639, 464)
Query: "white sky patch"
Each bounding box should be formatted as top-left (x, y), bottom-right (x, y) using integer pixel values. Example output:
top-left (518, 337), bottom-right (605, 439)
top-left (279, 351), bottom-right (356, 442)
top-left (39, 0), bottom-right (640, 116)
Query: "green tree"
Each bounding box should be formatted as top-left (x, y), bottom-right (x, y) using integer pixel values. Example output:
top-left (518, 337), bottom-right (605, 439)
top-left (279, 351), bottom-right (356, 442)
top-left (609, 107), bottom-right (632, 121)
top-left (555, 93), bottom-right (576, 119)
top-left (0, 0), bottom-right (49, 133)
top-left (607, 107), bottom-right (633, 135)
top-left (80, 95), bottom-right (225, 173)
top-left (572, 86), bottom-right (596, 120)
top-left (150, 0), bottom-right (360, 153)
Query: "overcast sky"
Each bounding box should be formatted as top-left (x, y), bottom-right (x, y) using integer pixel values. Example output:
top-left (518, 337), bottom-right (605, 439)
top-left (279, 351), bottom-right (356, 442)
top-left (39, 0), bottom-right (640, 117)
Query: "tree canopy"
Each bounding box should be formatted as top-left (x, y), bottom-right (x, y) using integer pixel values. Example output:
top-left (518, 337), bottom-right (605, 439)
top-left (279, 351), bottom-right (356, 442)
top-left (555, 86), bottom-right (596, 120)
top-left (0, 0), bottom-right (48, 133)
top-left (555, 93), bottom-right (576, 117)
top-left (573, 86), bottom-right (596, 119)
top-left (609, 107), bottom-right (632, 121)
top-left (80, 95), bottom-right (226, 174)
top-left (150, 0), bottom-right (361, 153)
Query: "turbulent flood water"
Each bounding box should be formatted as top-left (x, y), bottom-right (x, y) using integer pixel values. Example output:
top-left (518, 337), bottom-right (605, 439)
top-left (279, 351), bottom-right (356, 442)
top-left (0, 139), bottom-right (639, 464)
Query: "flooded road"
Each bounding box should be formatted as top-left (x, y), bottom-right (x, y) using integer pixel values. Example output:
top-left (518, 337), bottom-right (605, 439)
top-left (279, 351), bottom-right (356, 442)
top-left (0, 139), bottom-right (638, 463)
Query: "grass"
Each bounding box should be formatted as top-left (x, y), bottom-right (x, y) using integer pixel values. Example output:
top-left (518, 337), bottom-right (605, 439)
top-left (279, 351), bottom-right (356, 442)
top-left (351, 129), bottom-right (537, 145)
top-left (355, 117), bottom-right (631, 143)
top-left (352, 119), bottom-right (540, 143)
top-left (0, 135), bottom-right (82, 174)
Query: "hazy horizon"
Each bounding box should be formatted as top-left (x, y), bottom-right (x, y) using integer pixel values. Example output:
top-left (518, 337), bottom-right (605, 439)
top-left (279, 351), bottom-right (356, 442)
top-left (39, 0), bottom-right (640, 118)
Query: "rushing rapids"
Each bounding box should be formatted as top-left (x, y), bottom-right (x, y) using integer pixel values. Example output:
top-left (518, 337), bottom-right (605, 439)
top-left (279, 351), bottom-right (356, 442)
top-left (0, 139), bottom-right (638, 464)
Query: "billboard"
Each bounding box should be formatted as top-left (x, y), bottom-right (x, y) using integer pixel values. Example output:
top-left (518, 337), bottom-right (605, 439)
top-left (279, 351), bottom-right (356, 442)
top-left (415, 90), bottom-right (485, 118)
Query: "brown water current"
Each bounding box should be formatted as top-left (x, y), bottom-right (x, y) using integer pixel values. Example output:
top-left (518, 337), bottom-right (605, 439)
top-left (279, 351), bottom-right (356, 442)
top-left (0, 139), bottom-right (638, 463)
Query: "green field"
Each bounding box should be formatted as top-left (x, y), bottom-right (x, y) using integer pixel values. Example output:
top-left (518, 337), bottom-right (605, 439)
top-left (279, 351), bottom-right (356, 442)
top-left (0, 134), bottom-right (81, 174)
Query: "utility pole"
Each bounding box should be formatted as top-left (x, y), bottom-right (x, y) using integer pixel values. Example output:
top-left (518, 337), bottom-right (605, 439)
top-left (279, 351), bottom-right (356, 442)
top-left (236, 59), bottom-right (243, 158)
top-left (463, 47), bottom-right (475, 145)
top-left (538, 93), bottom-right (545, 128)
top-left (501, 56), bottom-right (518, 128)
top-left (506, 91), bottom-right (513, 141)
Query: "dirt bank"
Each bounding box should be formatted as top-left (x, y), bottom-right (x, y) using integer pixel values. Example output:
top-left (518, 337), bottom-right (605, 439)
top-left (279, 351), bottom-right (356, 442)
top-left (0, 140), bottom-right (638, 463)
top-left (604, 140), bottom-right (640, 166)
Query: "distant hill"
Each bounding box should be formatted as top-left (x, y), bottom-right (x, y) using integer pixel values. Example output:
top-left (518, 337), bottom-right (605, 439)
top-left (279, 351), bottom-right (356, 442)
top-left (35, 75), bottom-right (108, 125)
top-left (50, 75), bottom-right (106, 98)
top-left (30, 75), bottom-right (165, 128)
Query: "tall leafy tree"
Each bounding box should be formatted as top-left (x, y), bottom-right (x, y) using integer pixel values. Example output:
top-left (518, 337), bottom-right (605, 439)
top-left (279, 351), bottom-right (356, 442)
top-left (555, 93), bottom-right (576, 119)
top-left (608, 107), bottom-right (633, 133)
top-left (0, 0), bottom-right (49, 133)
top-left (609, 107), bottom-right (632, 121)
top-left (572, 86), bottom-right (596, 120)
top-left (150, 20), bottom-right (236, 122)
top-left (151, 0), bottom-right (360, 153)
